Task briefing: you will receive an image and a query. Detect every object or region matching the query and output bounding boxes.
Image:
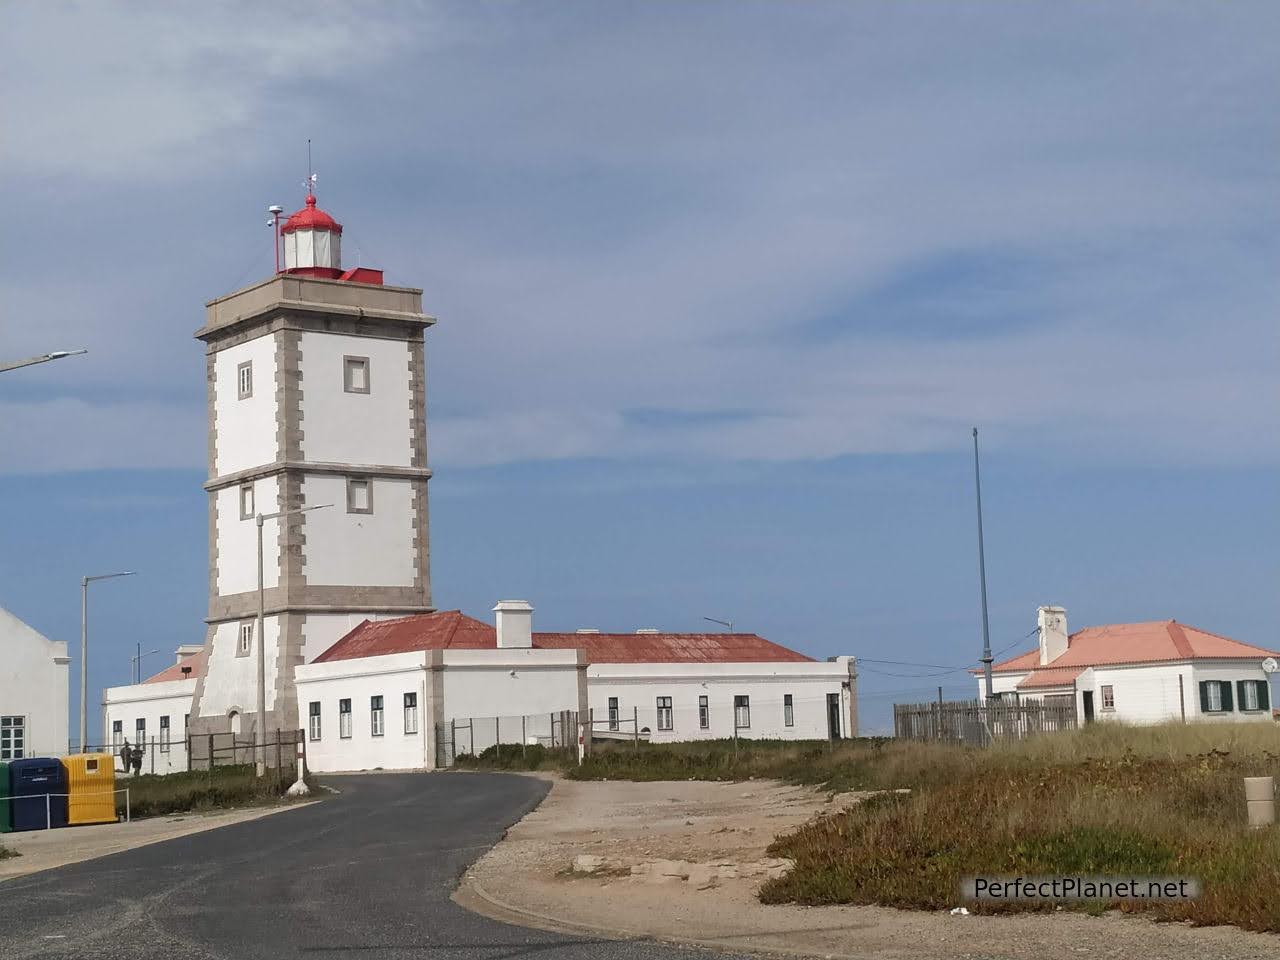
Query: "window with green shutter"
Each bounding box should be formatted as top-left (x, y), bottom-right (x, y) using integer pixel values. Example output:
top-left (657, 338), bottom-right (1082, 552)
top-left (1199, 680), bottom-right (1234, 713)
top-left (1236, 680), bottom-right (1270, 713)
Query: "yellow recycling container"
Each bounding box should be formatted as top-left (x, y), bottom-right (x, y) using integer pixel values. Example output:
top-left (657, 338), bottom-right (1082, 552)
top-left (62, 753), bottom-right (117, 826)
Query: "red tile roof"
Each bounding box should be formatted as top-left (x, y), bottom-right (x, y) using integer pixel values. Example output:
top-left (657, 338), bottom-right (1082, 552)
top-left (990, 620), bottom-right (1276, 676)
top-left (143, 646), bottom-right (208, 684)
top-left (311, 611), bottom-right (815, 665)
top-left (1016, 667), bottom-right (1083, 689)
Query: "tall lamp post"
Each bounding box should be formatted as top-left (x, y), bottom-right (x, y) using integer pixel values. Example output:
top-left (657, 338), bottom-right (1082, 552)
top-left (0, 349), bottom-right (87, 374)
top-left (972, 428), bottom-right (994, 700)
top-left (80, 571), bottom-right (136, 753)
top-left (256, 503), bottom-right (331, 776)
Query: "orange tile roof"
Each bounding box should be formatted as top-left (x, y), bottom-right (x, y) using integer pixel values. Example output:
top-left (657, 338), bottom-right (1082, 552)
top-left (312, 611), bottom-right (814, 664)
top-left (143, 646), bottom-right (208, 684)
top-left (1016, 667), bottom-right (1083, 689)
top-left (990, 620), bottom-right (1276, 675)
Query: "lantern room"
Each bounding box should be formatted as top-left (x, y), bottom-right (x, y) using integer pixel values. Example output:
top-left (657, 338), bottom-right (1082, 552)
top-left (281, 194), bottom-right (343, 278)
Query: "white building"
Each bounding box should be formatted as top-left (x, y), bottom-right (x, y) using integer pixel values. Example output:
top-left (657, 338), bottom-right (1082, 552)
top-left (0, 607), bottom-right (70, 760)
top-left (294, 601), bottom-right (857, 773)
top-left (980, 606), bottom-right (1277, 724)
top-left (191, 190), bottom-right (433, 741)
top-left (102, 645), bottom-right (204, 773)
top-left (100, 189), bottom-right (859, 771)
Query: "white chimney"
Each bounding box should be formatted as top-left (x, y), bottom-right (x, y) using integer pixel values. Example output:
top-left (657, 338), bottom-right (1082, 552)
top-left (494, 600), bottom-right (533, 648)
top-left (175, 643), bottom-right (204, 665)
top-left (1037, 606), bottom-right (1068, 665)
top-left (635, 628), bottom-right (659, 634)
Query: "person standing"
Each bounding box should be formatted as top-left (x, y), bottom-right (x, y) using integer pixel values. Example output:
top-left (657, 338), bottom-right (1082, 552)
top-left (119, 738), bottom-right (131, 774)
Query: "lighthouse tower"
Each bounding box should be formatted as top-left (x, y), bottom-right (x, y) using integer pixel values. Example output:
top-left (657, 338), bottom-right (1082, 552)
top-left (189, 190), bottom-right (434, 739)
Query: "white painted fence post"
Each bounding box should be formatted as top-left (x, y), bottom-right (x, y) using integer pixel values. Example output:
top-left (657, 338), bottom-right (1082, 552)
top-left (286, 739), bottom-right (310, 797)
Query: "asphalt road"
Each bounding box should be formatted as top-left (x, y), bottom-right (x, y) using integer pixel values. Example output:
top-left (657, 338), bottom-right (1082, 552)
top-left (0, 772), bottom-right (748, 960)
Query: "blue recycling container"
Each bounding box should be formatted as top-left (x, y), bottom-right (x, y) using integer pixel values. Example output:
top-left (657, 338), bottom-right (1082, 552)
top-left (9, 758), bottom-right (68, 831)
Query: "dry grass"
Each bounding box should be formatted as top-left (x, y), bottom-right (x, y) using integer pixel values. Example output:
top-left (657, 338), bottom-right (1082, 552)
top-left (760, 722), bottom-right (1280, 932)
top-left (118, 765), bottom-right (317, 819)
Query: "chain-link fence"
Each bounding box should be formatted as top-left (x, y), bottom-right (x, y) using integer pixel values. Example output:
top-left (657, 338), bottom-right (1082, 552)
top-left (436, 710), bottom-right (579, 767)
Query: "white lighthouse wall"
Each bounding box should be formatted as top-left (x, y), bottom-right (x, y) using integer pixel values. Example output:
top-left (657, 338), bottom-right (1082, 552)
top-left (300, 475), bottom-right (417, 587)
top-left (197, 616), bottom-right (281, 719)
top-left (213, 334), bottom-right (279, 476)
top-left (302, 612), bottom-right (410, 664)
top-left (215, 476), bottom-right (282, 596)
top-left (297, 333), bottom-right (413, 467)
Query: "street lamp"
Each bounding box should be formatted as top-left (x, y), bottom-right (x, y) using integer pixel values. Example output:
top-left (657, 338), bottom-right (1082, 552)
top-left (80, 571), bottom-right (136, 752)
top-left (256, 503), bottom-right (331, 775)
top-left (0, 349), bottom-right (88, 374)
top-left (703, 616), bottom-right (734, 633)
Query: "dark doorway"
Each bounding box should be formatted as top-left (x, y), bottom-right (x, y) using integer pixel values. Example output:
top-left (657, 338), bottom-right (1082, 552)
top-left (827, 693), bottom-right (842, 739)
top-left (1082, 691), bottom-right (1095, 723)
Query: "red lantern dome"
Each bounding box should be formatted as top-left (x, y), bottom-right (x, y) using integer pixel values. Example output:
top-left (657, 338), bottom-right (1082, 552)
top-left (281, 194), bottom-right (343, 279)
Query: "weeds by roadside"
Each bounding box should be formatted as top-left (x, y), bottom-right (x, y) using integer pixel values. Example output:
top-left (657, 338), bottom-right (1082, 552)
top-left (118, 765), bottom-right (319, 819)
top-left (455, 721), bottom-right (1280, 932)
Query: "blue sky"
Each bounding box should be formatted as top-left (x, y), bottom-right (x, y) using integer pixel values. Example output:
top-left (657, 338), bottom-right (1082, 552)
top-left (2, 2), bottom-right (1277, 737)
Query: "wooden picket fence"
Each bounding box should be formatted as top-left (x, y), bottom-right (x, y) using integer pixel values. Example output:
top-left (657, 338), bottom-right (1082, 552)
top-left (894, 698), bottom-right (1077, 747)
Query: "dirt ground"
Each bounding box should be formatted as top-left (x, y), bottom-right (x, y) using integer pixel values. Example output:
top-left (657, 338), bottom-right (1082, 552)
top-left (456, 774), bottom-right (1280, 960)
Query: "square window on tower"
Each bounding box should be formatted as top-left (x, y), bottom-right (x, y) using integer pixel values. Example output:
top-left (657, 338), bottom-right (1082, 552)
top-left (347, 478), bottom-right (373, 514)
top-left (343, 356), bottom-right (370, 394)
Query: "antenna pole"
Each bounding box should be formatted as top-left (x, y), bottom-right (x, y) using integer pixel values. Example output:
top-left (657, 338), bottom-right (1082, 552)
top-left (973, 427), bottom-right (994, 699)
top-left (307, 139), bottom-right (313, 195)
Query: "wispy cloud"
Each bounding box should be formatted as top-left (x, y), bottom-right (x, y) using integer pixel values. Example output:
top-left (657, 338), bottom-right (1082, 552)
top-left (2, 2), bottom-right (1276, 475)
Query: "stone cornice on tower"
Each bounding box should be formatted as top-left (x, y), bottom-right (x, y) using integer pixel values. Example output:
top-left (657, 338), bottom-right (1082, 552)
top-left (196, 274), bottom-right (435, 348)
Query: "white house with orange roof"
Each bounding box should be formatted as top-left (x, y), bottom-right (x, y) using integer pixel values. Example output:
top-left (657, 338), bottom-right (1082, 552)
top-left (980, 606), bottom-right (1277, 725)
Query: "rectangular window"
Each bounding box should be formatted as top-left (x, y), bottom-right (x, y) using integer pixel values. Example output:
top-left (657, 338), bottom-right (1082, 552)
top-left (159, 715), bottom-right (171, 753)
top-left (112, 719), bottom-right (123, 749)
top-left (1100, 685), bottom-right (1115, 711)
top-left (239, 483), bottom-right (255, 520)
top-left (347, 478), bottom-right (373, 514)
top-left (1200, 680), bottom-right (1234, 714)
top-left (734, 695), bottom-right (751, 730)
top-left (1237, 679), bottom-right (1269, 712)
top-left (608, 697), bottom-right (619, 732)
top-left (1, 716), bottom-right (26, 760)
top-left (656, 696), bottom-right (673, 731)
top-left (135, 717), bottom-right (146, 742)
top-left (784, 694), bottom-right (794, 727)
top-left (698, 695), bottom-right (709, 729)
top-left (308, 701), bottom-right (322, 741)
top-left (339, 699), bottom-right (352, 738)
top-left (371, 695), bottom-right (384, 737)
top-left (343, 356), bottom-right (371, 394)
top-left (184, 713), bottom-right (190, 731)
top-left (237, 360), bottom-right (253, 400)
top-left (237, 620), bottom-right (254, 657)
top-left (403, 693), bottom-right (418, 735)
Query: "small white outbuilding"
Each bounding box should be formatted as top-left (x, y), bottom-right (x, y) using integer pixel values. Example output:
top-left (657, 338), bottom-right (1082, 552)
top-left (0, 606), bottom-right (70, 759)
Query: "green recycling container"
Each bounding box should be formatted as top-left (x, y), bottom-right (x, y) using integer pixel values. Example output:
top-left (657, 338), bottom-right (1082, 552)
top-left (0, 760), bottom-right (11, 833)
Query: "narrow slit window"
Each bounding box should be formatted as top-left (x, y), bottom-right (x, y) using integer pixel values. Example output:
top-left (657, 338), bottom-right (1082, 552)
top-left (159, 715), bottom-right (170, 753)
top-left (783, 694), bottom-right (794, 727)
top-left (237, 621), bottom-right (254, 657)
top-left (698, 695), bottom-right (709, 730)
top-left (308, 701), bottom-right (322, 741)
top-left (403, 693), bottom-right (418, 734)
top-left (608, 697), bottom-right (619, 732)
top-left (371, 695), bottom-right (385, 737)
top-left (239, 483), bottom-right (255, 520)
top-left (237, 360), bottom-right (253, 400)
